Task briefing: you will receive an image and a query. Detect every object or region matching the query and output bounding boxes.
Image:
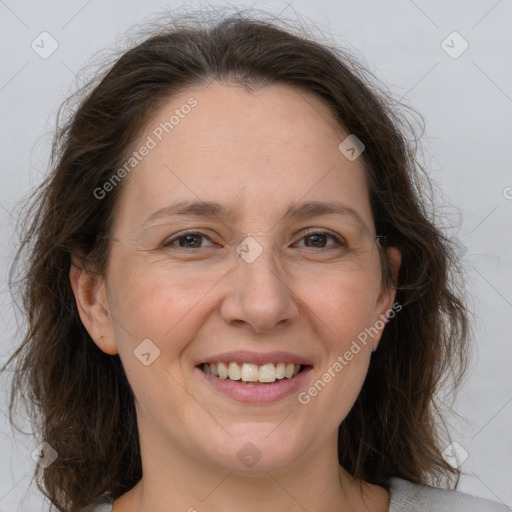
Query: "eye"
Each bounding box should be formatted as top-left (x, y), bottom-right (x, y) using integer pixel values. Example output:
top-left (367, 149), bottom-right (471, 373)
top-left (160, 229), bottom-right (348, 251)
top-left (162, 231), bottom-right (216, 249)
top-left (293, 230), bottom-right (347, 250)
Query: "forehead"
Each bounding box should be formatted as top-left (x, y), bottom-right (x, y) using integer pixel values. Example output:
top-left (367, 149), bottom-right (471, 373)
top-left (111, 81), bottom-right (373, 235)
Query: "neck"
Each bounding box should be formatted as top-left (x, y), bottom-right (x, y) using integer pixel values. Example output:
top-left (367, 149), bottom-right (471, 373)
top-left (112, 425), bottom-right (386, 512)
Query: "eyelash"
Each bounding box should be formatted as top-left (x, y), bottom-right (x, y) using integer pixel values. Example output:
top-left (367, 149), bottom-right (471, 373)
top-left (161, 229), bottom-right (348, 250)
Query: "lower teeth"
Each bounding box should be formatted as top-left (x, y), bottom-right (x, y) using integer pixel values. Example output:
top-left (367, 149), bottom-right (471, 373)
top-left (239, 380), bottom-right (273, 385)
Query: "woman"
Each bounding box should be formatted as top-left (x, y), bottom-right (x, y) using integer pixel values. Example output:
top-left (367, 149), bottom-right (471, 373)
top-left (3, 8), bottom-right (509, 512)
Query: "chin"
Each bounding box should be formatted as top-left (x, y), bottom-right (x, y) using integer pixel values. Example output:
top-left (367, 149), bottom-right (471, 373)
top-left (198, 427), bottom-right (309, 473)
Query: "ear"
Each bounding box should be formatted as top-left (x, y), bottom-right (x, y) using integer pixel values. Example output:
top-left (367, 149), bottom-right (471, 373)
top-left (69, 255), bottom-right (118, 355)
top-left (371, 246), bottom-right (402, 350)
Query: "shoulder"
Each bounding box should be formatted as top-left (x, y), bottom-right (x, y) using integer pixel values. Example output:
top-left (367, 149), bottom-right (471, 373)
top-left (78, 499), bottom-right (113, 512)
top-left (388, 477), bottom-right (511, 512)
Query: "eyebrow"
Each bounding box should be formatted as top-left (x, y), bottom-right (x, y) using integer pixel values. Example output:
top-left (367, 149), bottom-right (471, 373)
top-left (141, 199), bottom-right (371, 233)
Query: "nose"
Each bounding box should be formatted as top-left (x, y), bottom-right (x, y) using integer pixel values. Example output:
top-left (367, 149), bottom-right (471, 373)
top-left (220, 234), bottom-right (299, 333)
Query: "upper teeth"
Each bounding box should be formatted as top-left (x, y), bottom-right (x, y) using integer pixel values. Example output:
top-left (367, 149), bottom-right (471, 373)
top-left (202, 362), bottom-right (301, 383)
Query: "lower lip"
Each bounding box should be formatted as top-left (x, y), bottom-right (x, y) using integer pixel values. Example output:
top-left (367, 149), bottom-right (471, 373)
top-left (196, 366), bottom-right (312, 404)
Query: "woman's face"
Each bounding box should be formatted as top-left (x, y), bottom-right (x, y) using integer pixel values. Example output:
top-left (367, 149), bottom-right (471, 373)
top-left (81, 81), bottom-right (400, 473)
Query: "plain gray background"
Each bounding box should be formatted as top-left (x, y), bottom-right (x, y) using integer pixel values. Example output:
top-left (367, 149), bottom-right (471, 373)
top-left (1, 0), bottom-right (511, 510)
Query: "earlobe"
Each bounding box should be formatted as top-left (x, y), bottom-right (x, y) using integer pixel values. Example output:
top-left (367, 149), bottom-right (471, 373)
top-left (69, 256), bottom-right (118, 355)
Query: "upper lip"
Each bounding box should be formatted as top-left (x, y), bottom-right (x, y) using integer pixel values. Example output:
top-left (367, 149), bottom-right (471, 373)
top-left (196, 350), bottom-right (313, 367)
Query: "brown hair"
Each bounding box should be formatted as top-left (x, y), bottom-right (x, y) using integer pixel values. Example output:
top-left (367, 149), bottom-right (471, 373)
top-left (3, 7), bottom-right (471, 511)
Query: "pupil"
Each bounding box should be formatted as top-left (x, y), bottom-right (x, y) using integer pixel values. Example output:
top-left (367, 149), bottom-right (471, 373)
top-left (305, 234), bottom-right (326, 248)
top-left (180, 234), bottom-right (201, 248)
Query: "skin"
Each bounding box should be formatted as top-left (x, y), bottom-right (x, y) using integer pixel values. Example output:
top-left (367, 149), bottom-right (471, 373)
top-left (70, 81), bottom-right (401, 512)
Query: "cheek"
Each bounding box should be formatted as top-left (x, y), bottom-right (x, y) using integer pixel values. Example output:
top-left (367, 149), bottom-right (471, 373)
top-left (298, 274), bottom-right (377, 424)
top-left (106, 264), bottom-right (204, 415)
top-left (106, 258), bottom-right (205, 358)
top-left (305, 269), bottom-right (381, 340)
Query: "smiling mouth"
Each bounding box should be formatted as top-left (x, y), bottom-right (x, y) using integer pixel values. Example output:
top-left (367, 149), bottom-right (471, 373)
top-left (198, 362), bottom-right (310, 385)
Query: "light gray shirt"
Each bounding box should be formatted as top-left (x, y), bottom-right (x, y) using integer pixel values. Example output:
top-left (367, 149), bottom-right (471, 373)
top-left (80, 476), bottom-right (511, 511)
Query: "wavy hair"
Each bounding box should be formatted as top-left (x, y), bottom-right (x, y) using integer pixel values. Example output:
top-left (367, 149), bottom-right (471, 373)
top-left (3, 7), bottom-right (471, 511)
